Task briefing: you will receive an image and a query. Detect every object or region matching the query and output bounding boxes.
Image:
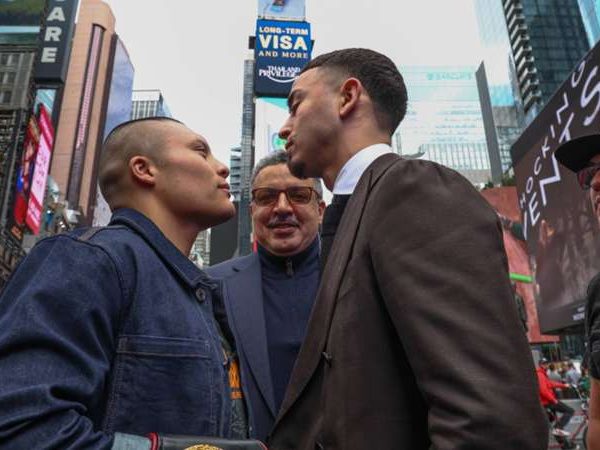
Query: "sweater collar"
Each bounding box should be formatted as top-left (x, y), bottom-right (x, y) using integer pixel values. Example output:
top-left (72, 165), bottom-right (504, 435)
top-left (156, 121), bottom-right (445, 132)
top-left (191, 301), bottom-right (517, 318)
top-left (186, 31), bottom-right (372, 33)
top-left (257, 236), bottom-right (320, 277)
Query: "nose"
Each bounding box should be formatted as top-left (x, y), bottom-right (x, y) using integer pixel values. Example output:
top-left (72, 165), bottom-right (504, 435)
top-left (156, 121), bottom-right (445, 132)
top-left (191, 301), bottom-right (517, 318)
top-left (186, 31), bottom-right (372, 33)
top-left (279, 116), bottom-right (292, 141)
top-left (273, 191), bottom-right (293, 213)
top-left (214, 157), bottom-right (230, 179)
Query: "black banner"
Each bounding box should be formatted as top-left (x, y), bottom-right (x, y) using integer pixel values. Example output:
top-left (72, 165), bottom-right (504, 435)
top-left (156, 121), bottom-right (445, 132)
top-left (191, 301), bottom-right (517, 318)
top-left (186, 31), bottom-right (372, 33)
top-left (512, 40), bottom-right (600, 333)
top-left (34, 0), bottom-right (79, 84)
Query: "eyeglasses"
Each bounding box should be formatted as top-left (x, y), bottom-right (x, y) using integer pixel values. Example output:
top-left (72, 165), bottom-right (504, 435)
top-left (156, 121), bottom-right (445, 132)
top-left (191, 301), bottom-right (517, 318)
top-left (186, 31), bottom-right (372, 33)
top-left (576, 163), bottom-right (600, 190)
top-left (251, 186), bottom-right (319, 206)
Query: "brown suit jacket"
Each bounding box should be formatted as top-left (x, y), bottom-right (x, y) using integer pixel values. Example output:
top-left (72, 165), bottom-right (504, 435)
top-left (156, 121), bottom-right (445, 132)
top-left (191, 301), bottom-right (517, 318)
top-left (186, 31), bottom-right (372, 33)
top-left (268, 154), bottom-right (547, 449)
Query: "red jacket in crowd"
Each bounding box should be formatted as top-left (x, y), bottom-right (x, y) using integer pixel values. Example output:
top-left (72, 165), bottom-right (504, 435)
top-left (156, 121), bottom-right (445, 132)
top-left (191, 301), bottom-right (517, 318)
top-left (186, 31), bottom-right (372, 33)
top-left (536, 366), bottom-right (568, 406)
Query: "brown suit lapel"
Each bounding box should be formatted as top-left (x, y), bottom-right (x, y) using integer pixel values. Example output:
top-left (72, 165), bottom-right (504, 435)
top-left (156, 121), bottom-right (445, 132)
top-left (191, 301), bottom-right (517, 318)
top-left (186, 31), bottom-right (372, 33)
top-left (275, 153), bottom-right (400, 423)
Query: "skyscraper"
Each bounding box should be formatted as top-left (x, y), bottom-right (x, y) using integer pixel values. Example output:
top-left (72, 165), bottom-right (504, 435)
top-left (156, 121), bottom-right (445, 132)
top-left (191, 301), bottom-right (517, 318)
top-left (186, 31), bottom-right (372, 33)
top-left (229, 145), bottom-right (242, 203)
top-left (130, 89), bottom-right (171, 119)
top-left (237, 57), bottom-right (255, 256)
top-left (502, 0), bottom-right (589, 120)
top-left (395, 66), bottom-right (491, 186)
top-left (577, 0), bottom-right (600, 45)
top-left (474, 0), bottom-right (525, 183)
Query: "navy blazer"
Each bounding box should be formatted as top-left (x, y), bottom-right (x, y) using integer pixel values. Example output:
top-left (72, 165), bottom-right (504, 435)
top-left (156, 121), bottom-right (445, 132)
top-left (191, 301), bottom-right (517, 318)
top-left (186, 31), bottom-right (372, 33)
top-left (206, 254), bottom-right (277, 442)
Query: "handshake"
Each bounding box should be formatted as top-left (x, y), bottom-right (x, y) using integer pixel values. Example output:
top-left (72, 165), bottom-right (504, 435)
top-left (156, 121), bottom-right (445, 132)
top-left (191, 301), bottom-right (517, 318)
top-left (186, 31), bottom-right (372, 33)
top-left (148, 433), bottom-right (267, 450)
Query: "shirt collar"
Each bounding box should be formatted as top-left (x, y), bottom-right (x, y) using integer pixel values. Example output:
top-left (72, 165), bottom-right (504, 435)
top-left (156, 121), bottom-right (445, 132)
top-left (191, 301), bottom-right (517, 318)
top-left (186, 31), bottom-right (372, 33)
top-left (332, 143), bottom-right (393, 195)
top-left (109, 208), bottom-right (214, 289)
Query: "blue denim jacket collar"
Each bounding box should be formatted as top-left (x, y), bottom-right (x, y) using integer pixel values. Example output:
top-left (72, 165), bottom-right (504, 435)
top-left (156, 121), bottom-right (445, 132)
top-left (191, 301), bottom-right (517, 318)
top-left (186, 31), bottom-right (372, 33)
top-left (109, 208), bottom-right (215, 289)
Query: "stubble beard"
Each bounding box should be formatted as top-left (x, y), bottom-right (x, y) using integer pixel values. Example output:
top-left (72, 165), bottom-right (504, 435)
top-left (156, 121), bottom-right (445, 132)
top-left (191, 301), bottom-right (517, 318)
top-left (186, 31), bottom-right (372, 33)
top-left (288, 158), bottom-right (308, 180)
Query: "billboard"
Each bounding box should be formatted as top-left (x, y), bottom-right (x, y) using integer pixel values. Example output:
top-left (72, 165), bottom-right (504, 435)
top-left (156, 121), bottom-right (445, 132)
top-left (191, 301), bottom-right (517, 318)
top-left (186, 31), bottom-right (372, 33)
top-left (511, 40), bottom-right (600, 332)
top-left (26, 105), bottom-right (54, 234)
top-left (257, 0), bottom-right (305, 21)
top-left (0, 0), bottom-right (45, 26)
top-left (480, 187), bottom-right (558, 344)
top-left (254, 19), bottom-right (312, 97)
top-left (34, 0), bottom-right (79, 84)
top-left (255, 97), bottom-right (288, 163)
top-left (13, 117), bottom-right (40, 227)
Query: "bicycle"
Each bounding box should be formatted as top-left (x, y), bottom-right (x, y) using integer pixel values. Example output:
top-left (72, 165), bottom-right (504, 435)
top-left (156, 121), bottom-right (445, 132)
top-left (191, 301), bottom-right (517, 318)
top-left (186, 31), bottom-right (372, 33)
top-left (547, 383), bottom-right (589, 450)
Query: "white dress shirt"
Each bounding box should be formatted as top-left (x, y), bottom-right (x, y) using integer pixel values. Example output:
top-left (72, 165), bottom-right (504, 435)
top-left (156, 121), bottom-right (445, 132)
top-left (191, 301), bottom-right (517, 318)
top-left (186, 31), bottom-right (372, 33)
top-left (332, 143), bottom-right (393, 195)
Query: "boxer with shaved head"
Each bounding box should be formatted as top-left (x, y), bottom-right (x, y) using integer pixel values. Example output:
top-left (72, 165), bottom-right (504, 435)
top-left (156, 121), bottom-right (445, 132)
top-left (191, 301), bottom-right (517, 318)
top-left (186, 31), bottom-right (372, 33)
top-left (0, 117), bottom-right (265, 450)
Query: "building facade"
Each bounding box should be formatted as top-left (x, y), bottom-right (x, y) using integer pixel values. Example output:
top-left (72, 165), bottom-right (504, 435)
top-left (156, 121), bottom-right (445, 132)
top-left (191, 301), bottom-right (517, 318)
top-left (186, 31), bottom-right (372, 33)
top-left (49, 0), bottom-right (116, 224)
top-left (237, 57), bottom-right (255, 256)
top-left (577, 0), bottom-right (600, 45)
top-left (502, 0), bottom-right (590, 120)
top-left (130, 89), bottom-right (171, 119)
top-left (474, 0), bottom-right (526, 183)
top-left (395, 66), bottom-right (491, 186)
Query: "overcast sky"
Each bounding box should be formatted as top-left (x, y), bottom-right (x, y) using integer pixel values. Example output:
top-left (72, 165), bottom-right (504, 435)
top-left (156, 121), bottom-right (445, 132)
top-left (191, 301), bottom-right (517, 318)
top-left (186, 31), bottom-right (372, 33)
top-left (103, 0), bottom-right (483, 164)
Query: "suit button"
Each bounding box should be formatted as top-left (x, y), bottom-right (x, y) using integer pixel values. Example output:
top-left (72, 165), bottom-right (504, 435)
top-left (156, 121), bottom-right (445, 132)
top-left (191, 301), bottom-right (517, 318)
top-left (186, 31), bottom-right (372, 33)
top-left (195, 288), bottom-right (206, 302)
top-left (315, 442), bottom-right (325, 450)
top-left (322, 351), bottom-right (333, 366)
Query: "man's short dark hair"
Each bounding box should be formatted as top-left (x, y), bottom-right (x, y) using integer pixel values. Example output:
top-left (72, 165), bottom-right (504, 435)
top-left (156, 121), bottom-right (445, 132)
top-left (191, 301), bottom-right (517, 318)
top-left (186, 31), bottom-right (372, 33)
top-left (301, 48), bottom-right (408, 135)
top-left (251, 150), bottom-right (323, 198)
top-left (98, 117), bottom-right (184, 208)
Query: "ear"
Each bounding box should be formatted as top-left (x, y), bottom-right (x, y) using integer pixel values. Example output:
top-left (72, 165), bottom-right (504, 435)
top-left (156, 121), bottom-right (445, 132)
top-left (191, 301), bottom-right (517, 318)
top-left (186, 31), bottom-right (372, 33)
top-left (128, 155), bottom-right (157, 187)
top-left (317, 199), bottom-right (326, 224)
top-left (338, 77), bottom-right (362, 120)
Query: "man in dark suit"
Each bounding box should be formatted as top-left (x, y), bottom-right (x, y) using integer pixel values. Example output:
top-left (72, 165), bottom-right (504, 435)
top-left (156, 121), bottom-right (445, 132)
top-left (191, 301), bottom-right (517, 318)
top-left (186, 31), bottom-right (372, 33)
top-left (270, 48), bottom-right (548, 449)
top-left (207, 150), bottom-right (325, 441)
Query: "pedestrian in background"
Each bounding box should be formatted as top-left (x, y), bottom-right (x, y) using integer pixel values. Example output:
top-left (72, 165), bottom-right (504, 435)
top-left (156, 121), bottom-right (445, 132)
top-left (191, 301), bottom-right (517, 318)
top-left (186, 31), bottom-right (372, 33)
top-left (207, 150), bottom-right (324, 441)
top-left (554, 133), bottom-right (600, 450)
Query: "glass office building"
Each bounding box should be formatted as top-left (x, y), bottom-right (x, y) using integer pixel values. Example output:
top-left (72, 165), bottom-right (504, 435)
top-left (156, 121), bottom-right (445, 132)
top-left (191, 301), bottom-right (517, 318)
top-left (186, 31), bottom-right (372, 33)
top-left (395, 66), bottom-right (491, 186)
top-left (578, 0), bottom-right (600, 45)
top-left (502, 0), bottom-right (589, 120)
top-left (474, 0), bottom-right (525, 182)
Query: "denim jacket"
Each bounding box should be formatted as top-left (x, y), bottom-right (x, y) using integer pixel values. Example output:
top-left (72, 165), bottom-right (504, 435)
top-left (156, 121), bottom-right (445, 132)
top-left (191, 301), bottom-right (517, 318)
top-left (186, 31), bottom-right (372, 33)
top-left (0, 209), bottom-right (232, 449)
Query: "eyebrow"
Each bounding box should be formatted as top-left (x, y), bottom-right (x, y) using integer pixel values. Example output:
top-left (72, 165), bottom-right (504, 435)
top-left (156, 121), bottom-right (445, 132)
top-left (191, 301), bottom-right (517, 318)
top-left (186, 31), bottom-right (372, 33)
top-left (190, 138), bottom-right (210, 152)
top-left (287, 89), bottom-right (302, 111)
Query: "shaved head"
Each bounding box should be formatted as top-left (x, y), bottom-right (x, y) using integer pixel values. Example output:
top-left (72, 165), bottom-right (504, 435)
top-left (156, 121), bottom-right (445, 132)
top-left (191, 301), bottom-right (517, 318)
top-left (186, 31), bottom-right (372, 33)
top-left (98, 117), bottom-right (183, 209)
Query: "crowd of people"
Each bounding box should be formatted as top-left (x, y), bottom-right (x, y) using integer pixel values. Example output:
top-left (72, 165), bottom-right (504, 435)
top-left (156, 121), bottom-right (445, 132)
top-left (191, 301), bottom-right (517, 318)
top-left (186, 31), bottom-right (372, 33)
top-left (0, 46), bottom-right (599, 449)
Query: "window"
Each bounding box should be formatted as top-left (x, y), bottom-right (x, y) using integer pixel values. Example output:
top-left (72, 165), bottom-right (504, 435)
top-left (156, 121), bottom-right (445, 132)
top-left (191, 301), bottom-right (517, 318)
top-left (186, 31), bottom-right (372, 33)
top-left (0, 91), bottom-right (13, 104)
top-left (0, 72), bottom-right (16, 84)
top-left (0, 54), bottom-right (15, 66)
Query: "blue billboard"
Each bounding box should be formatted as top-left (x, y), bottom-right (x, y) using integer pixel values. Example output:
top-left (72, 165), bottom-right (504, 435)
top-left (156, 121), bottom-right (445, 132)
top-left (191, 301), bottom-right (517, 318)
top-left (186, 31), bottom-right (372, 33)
top-left (254, 19), bottom-right (312, 97)
top-left (257, 0), bottom-right (305, 21)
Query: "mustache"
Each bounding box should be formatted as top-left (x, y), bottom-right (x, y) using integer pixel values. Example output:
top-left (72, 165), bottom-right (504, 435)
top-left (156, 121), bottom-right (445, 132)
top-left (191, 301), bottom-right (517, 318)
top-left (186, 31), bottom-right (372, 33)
top-left (267, 216), bottom-right (300, 228)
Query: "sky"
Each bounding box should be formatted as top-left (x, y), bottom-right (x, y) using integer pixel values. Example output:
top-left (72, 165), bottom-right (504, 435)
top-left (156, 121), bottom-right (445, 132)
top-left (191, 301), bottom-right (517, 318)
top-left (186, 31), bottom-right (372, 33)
top-left (103, 0), bottom-right (484, 165)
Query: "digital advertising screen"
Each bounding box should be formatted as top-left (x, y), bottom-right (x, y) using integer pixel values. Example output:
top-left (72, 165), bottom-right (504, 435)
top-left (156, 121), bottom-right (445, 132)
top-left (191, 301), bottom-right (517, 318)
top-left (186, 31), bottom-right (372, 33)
top-left (511, 40), bottom-right (600, 332)
top-left (254, 97), bottom-right (288, 164)
top-left (257, 0), bottom-right (305, 21)
top-left (26, 105), bottom-right (54, 234)
top-left (13, 116), bottom-right (40, 228)
top-left (0, 0), bottom-right (45, 26)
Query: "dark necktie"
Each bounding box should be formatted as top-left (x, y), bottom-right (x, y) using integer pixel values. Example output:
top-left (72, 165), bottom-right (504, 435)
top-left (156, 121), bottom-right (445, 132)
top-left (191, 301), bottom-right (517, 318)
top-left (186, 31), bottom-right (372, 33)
top-left (321, 194), bottom-right (351, 270)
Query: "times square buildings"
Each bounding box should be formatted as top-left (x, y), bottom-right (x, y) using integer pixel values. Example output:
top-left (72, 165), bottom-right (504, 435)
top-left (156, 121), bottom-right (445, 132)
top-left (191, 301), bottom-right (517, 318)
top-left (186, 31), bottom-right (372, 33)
top-left (3, 0), bottom-right (600, 347)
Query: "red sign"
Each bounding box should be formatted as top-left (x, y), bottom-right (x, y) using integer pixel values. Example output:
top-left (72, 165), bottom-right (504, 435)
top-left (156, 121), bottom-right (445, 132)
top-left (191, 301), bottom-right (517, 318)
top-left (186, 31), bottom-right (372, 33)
top-left (13, 117), bottom-right (40, 226)
top-left (26, 105), bottom-right (54, 234)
